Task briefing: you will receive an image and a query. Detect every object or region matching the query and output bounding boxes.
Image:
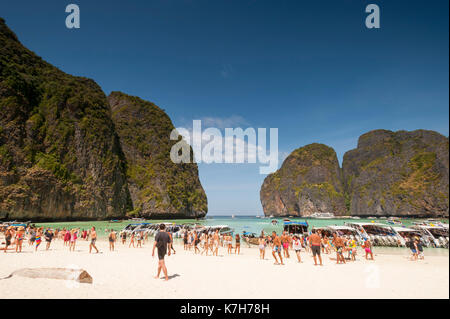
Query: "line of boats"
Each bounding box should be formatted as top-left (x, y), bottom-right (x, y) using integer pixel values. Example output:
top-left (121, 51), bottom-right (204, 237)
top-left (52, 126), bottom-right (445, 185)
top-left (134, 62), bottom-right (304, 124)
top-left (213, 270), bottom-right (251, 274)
top-left (118, 217), bottom-right (449, 249)
top-left (119, 222), bottom-right (234, 239)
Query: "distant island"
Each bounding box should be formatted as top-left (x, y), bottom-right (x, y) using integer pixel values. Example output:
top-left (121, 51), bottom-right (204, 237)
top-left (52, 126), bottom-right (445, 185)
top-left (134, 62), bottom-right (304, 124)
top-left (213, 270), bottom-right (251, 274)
top-left (0, 18), bottom-right (207, 221)
top-left (260, 129), bottom-right (449, 218)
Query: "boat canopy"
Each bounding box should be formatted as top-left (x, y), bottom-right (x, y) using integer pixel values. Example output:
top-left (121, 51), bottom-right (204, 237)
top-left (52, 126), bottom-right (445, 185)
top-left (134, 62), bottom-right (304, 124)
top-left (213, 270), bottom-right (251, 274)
top-left (284, 221), bottom-right (308, 226)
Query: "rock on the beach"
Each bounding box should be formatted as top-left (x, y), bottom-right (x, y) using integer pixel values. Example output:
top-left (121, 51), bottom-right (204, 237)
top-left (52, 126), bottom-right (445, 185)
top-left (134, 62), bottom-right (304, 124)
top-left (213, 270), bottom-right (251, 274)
top-left (3, 268), bottom-right (93, 284)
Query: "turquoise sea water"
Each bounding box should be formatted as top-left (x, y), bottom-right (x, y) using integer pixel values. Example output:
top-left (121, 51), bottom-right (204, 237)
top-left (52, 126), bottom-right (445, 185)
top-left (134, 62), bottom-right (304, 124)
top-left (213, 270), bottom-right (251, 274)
top-left (34, 216), bottom-right (449, 256)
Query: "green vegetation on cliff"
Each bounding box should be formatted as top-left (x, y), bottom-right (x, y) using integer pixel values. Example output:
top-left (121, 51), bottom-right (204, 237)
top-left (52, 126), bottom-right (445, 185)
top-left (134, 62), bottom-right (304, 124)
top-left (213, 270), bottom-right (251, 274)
top-left (0, 18), bottom-right (132, 220)
top-left (261, 131), bottom-right (449, 218)
top-left (0, 18), bottom-right (207, 221)
top-left (342, 129), bottom-right (449, 217)
top-left (108, 92), bottom-right (207, 218)
top-left (260, 143), bottom-right (346, 216)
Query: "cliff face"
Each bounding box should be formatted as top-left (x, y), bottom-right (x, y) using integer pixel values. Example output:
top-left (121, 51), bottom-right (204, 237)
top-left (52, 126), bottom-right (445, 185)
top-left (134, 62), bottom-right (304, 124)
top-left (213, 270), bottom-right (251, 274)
top-left (260, 143), bottom-right (346, 217)
top-left (0, 19), bottom-right (207, 221)
top-left (108, 92), bottom-right (207, 218)
top-left (261, 130), bottom-right (449, 218)
top-left (342, 129), bottom-right (449, 217)
top-left (0, 18), bottom-right (132, 220)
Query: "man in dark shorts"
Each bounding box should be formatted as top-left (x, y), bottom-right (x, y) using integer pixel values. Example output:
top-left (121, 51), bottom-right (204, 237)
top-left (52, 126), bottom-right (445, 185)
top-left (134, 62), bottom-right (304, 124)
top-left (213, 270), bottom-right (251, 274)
top-left (152, 224), bottom-right (172, 281)
top-left (309, 229), bottom-right (323, 266)
top-left (89, 226), bottom-right (99, 253)
top-left (44, 229), bottom-right (54, 250)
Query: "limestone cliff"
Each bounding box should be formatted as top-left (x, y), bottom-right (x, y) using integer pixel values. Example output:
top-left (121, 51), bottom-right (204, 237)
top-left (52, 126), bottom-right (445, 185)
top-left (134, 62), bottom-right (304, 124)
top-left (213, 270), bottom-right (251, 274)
top-left (261, 130), bottom-right (449, 218)
top-left (0, 18), bottom-right (207, 220)
top-left (342, 129), bottom-right (449, 217)
top-left (260, 143), bottom-right (346, 216)
top-left (108, 92), bottom-right (207, 218)
top-left (0, 18), bottom-right (132, 220)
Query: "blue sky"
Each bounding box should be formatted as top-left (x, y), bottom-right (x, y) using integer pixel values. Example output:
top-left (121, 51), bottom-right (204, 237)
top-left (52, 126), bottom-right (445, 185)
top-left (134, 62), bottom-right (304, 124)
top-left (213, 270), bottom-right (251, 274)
top-left (1, 0), bottom-right (448, 215)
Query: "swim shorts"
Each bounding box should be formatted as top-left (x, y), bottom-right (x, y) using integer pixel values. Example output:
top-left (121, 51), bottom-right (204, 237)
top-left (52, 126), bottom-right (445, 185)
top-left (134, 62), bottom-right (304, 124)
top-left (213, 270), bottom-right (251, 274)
top-left (157, 247), bottom-right (167, 260)
top-left (273, 245), bottom-right (280, 252)
top-left (312, 245), bottom-right (321, 257)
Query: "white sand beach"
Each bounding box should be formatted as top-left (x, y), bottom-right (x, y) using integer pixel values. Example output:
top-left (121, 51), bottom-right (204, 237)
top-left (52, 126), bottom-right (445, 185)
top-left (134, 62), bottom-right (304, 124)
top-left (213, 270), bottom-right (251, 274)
top-left (0, 239), bottom-right (448, 299)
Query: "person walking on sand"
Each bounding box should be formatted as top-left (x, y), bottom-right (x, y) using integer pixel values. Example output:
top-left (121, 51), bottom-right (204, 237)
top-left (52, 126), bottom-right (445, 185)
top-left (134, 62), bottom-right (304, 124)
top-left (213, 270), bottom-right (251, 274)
top-left (407, 237), bottom-right (418, 261)
top-left (258, 235), bottom-right (266, 260)
top-left (168, 232), bottom-right (176, 254)
top-left (89, 227), bottom-right (99, 253)
top-left (363, 238), bottom-right (374, 260)
top-left (201, 234), bottom-right (209, 256)
top-left (332, 233), bottom-right (346, 264)
top-left (35, 228), bottom-right (43, 252)
top-left (227, 234), bottom-right (233, 254)
top-left (194, 232), bottom-right (200, 254)
top-left (235, 234), bottom-right (241, 255)
top-left (28, 227), bottom-right (36, 247)
top-left (109, 230), bottom-right (116, 251)
top-left (129, 232), bottom-right (135, 248)
top-left (152, 223), bottom-right (171, 281)
top-left (183, 231), bottom-right (189, 250)
top-left (213, 230), bottom-right (219, 256)
top-left (121, 231), bottom-right (127, 245)
top-left (44, 229), bottom-right (54, 250)
top-left (2, 227), bottom-right (12, 253)
top-left (281, 231), bottom-right (290, 258)
top-left (137, 231), bottom-right (143, 248)
top-left (309, 229), bottom-right (323, 266)
top-left (63, 229), bottom-right (70, 246)
top-left (322, 236), bottom-right (331, 254)
top-left (271, 231), bottom-right (284, 265)
top-left (292, 236), bottom-right (302, 263)
top-left (349, 239), bottom-right (357, 261)
top-left (416, 238), bottom-right (424, 260)
top-left (15, 226), bottom-right (25, 253)
top-left (69, 229), bottom-right (77, 252)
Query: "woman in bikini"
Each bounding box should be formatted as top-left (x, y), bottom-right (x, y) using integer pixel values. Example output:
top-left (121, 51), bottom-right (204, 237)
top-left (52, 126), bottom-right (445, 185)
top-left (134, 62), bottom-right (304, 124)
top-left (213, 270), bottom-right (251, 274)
top-left (129, 232), bottom-right (135, 248)
top-left (69, 229), bottom-right (77, 252)
top-left (136, 232), bottom-right (142, 248)
top-left (201, 233), bottom-right (209, 256)
top-left (292, 236), bottom-right (302, 263)
top-left (228, 234), bottom-right (233, 254)
top-left (258, 235), bottom-right (266, 260)
top-left (212, 230), bottom-right (219, 256)
top-left (15, 226), bottom-right (25, 253)
top-left (363, 239), bottom-right (374, 260)
top-left (281, 231), bottom-right (290, 258)
top-left (235, 234), bottom-right (241, 255)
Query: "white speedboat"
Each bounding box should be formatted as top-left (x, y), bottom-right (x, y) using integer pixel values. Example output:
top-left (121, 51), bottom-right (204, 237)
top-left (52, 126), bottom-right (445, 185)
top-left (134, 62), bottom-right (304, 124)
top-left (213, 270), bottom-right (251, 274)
top-left (310, 212), bottom-right (335, 219)
top-left (345, 222), bottom-right (399, 247)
